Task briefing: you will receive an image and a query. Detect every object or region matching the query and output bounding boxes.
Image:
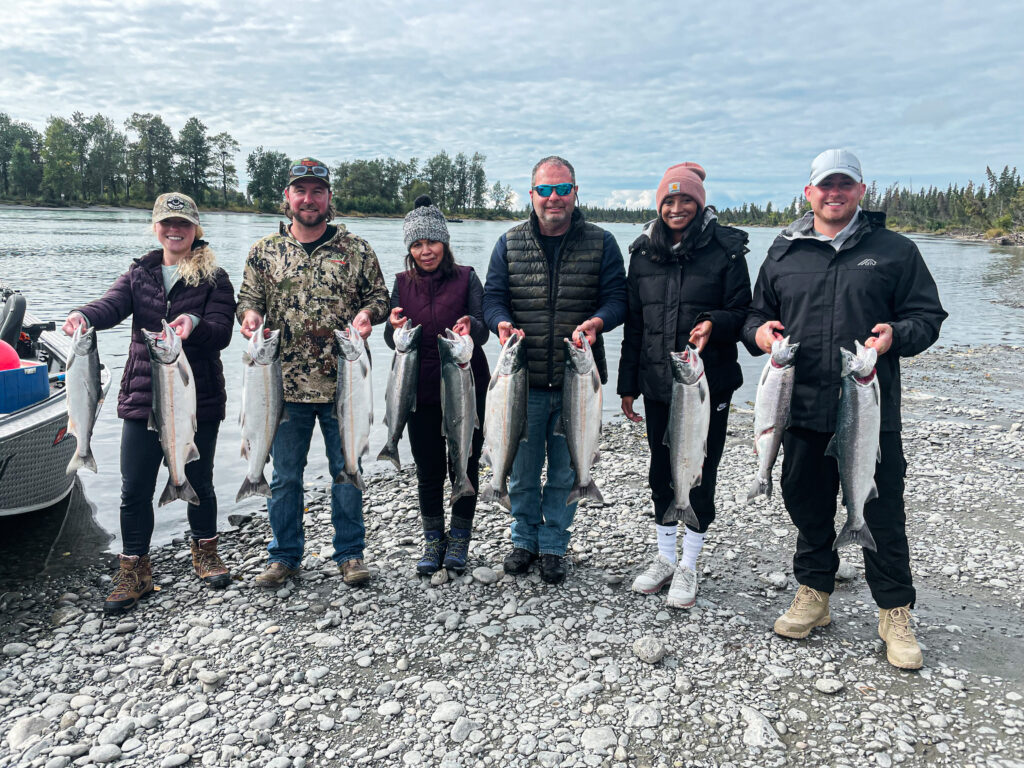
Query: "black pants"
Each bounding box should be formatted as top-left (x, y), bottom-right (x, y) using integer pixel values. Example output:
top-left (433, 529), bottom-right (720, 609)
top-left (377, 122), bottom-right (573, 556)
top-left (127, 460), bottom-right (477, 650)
top-left (644, 394), bottom-right (731, 534)
top-left (120, 417), bottom-right (220, 556)
top-left (781, 427), bottom-right (914, 608)
top-left (406, 392), bottom-right (486, 533)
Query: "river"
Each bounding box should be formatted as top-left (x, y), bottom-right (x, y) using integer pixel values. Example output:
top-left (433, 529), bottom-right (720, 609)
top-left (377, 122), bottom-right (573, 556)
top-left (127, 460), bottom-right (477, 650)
top-left (1, 205), bottom-right (1020, 554)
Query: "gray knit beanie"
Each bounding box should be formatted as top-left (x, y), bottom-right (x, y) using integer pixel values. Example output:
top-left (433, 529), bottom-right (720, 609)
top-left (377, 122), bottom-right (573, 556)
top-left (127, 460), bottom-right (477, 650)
top-left (403, 195), bottom-right (450, 249)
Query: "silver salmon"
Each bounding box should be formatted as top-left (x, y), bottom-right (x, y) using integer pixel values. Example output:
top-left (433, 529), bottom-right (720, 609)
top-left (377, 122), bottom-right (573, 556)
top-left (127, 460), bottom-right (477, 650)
top-left (561, 336), bottom-right (603, 505)
top-left (480, 333), bottom-right (528, 510)
top-left (377, 321), bottom-right (421, 469)
top-left (143, 319), bottom-right (199, 506)
top-left (237, 324), bottom-right (286, 502)
top-left (663, 347), bottom-right (710, 526)
top-left (438, 329), bottom-right (478, 505)
top-left (747, 336), bottom-right (799, 501)
top-left (65, 324), bottom-right (105, 474)
top-left (827, 341), bottom-right (880, 551)
top-left (333, 324), bottom-right (373, 491)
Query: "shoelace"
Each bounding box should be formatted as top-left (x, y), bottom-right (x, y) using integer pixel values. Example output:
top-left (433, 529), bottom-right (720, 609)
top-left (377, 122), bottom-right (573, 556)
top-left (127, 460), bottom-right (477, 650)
top-left (111, 565), bottom-right (140, 595)
top-left (792, 585), bottom-right (822, 611)
top-left (196, 549), bottom-right (226, 574)
top-left (421, 540), bottom-right (445, 562)
top-left (887, 606), bottom-right (915, 641)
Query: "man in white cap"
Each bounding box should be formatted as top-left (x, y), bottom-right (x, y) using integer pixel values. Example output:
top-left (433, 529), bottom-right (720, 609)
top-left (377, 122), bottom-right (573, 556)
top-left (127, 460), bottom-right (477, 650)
top-left (743, 149), bottom-right (947, 669)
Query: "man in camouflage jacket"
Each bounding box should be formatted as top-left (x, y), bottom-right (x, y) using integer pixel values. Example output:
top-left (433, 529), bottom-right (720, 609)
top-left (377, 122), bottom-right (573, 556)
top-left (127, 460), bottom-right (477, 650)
top-left (237, 157), bottom-right (389, 587)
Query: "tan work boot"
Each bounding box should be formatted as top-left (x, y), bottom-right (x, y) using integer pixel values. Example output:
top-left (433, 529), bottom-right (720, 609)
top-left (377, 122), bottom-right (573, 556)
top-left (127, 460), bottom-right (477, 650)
top-left (878, 604), bottom-right (923, 670)
top-left (254, 562), bottom-right (298, 588)
top-left (773, 584), bottom-right (831, 638)
top-left (104, 555), bottom-right (154, 615)
top-left (340, 557), bottom-right (370, 586)
top-left (190, 536), bottom-right (231, 589)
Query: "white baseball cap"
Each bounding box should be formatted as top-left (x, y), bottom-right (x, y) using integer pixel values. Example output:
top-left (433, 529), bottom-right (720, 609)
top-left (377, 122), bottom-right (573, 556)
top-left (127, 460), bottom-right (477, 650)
top-left (809, 149), bottom-right (863, 185)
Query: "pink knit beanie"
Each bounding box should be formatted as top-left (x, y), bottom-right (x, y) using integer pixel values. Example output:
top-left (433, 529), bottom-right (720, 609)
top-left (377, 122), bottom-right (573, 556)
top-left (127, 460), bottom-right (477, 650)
top-left (655, 162), bottom-right (707, 211)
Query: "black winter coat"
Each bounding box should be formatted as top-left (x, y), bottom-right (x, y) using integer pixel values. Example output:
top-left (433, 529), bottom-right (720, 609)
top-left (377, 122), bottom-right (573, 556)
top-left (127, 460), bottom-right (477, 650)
top-left (617, 216), bottom-right (752, 402)
top-left (76, 250), bottom-right (236, 421)
top-left (741, 212), bottom-right (947, 432)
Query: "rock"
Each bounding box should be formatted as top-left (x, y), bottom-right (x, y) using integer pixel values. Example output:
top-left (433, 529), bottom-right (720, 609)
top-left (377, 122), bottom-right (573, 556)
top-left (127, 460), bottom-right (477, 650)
top-left (88, 743), bottom-right (123, 763)
top-left (7, 715), bottom-right (47, 749)
top-left (507, 615), bottom-right (542, 630)
top-left (317, 715), bottom-right (335, 731)
top-left (814, 678), bottom-right (844, 694)
top-left (471, 567), bottom-right (498, 585)
top-left (741, 706), bottom-right (786, 750)
top-left (566, 681), bottom-right (603, 701)
top-left (97, 718), bottom-right (135, 746)
top-left (625, 704), bottom-right (662, 727)
top-left (580, 727), bottom-right (616, 752)
top-left (633, 635), bottom-right (666, 664)
top-left (432, 701), bottom-right (466, 723)
top-left (378, 701), bottom-right (402, 717)
top-left (51, 605), bottom-right (84, 626)
top-left (431, 568), bottom-right (449, 586)
top-left (450, 716), bottom-right (478, 743)
top-left (251, 712), bottom-right (278, 729)
top-left (2, 642), bottom-right (30, 657)
top-left (160, 755), bottom-right (191, 768)
top-left (764, 571), bottom-right (788, 589)
top-left (835, 560), bottom-right (859, 581)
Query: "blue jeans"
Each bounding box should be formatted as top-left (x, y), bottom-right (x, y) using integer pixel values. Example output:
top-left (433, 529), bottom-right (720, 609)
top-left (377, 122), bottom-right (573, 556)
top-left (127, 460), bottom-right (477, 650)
top-left (507, 388), bottom-right (577, 556)
top-left (266, 401), bottom-right (364, 569)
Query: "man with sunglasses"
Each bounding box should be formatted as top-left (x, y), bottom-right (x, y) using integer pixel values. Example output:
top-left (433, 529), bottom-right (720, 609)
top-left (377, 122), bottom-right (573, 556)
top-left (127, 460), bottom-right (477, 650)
top-left (237, 157), bottom-right (389, 588)
top-left (482, 155), bottom-right (627, 584)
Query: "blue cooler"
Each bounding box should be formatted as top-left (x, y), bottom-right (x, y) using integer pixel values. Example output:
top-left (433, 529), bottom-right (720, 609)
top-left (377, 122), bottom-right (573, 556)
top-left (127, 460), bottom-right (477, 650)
top-left (0, 361), bottom-right (51, 413)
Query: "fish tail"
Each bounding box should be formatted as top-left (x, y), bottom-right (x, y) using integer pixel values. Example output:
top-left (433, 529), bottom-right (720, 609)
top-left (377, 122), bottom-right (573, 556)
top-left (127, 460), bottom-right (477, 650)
top-left (159, 478), bottom-right (200, 507)
top-left (235, 473), bottom-right (271, 503)
top-left (66, 449), bottom-right (97, 475)
top-left (333, 468), bottom-right (366, 491)
top-left (663, 503), bottom-right (699, 528)
top-left (834, 522), bottom-right (878, 552)
top-left (746, 475), bottom-right (771, 503)
top-left (567, 479), bottom-right (604, 506)
top-left (376, 442), bottom-right (401, 470)
top-left (450, 476), bottom-right (477, 506)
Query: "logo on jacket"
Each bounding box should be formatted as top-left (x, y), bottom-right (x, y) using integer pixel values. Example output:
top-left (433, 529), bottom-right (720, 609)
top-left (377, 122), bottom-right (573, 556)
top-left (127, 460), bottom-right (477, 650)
top-left (857, 259), bottom-right (878, 267)
top-left (329, 259), bottom-right (347, 265)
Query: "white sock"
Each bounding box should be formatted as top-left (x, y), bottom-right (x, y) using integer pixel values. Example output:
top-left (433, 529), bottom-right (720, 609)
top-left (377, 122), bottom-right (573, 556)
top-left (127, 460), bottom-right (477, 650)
top-left (680, 529), bottom-right (705, 572)
top-left (656, 524), bottom-right (678, 564)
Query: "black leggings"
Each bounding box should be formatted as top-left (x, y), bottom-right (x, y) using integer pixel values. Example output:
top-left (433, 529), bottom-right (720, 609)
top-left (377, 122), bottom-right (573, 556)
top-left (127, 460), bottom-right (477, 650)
top-left (406, 392), bottom-right (486, 533)
top-left (643, 394), bottom-right (731, 533)
top-left (119, 417), bottom-right (220, 556)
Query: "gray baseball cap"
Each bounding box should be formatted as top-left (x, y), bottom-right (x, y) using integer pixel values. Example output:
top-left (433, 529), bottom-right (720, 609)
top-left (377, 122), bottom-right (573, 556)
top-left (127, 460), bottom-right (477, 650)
top-left (152, 192), bottom-right (200, 226)
top-left (809, 149), bottom-right (863, 185)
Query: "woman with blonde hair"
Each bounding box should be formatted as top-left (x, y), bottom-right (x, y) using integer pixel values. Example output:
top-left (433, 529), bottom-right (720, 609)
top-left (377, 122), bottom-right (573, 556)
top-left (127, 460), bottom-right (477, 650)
top-left (63, 192), bottom-right (236, 615)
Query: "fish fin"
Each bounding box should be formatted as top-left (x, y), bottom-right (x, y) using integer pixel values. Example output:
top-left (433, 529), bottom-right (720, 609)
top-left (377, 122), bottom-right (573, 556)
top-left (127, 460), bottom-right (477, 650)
top-left (662, 424), bottom-right (671, 447)
top-left (159, 478), bottom-right (199, 507)
top-left (235, 474), bottom-right (272, 503)
top-left (185, 442), bottom-right (201, 463)
top-left (746, 475), bottom-right (770, 503)
top-left (553, 415), bottom-right (565, 438)
top-left (592, 450), bottom-right (601, 464)
top-left (333, 468), bottom-right (366, 491)
top-left (450, 477), bottom-right (477, 506)
top-left (242, 351), bottom-right (252, 365)
top-left (694, 471), bottom-right (703, 487)
top-left (824, 434), bottom-right (840, 460)
top-left (699, 386), bottom-right (706, 403)
top-left (176, 360), bottom-right (191, 386)
top-left (662, 504), bottom-right (698, 528)
top-left (865, 482), bottom-right (879, 504)
top-left (192, 413), bottom-right (198, 432)
top-left (834, 522), bottom-right (878, 552)
top-left (474, 410), bottom-right (480, 430)
top-left (479, 484), bottom-right (496, 503)
top-left (240, 439), bottom-right (249, 460)
top-left (876, 445), bottom-right (882, 463)
top-left (376, 443), bottom-right (401, 470)
top-left (66, 450), bottom-right (97, 475)
top-left (567, 479), bottom-right (604, 506)
top-left (147, 412), bottom-right (158, 432)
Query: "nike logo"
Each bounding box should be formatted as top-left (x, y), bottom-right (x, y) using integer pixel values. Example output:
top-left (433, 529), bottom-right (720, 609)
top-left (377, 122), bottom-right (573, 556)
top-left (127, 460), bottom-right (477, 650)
top-left (857, 259), bottom-right (877, 267)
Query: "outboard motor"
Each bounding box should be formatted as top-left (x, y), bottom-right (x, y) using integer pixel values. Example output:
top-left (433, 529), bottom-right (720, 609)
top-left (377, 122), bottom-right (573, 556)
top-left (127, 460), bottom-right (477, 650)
top-left (0, 292), bottom-right (26, 349)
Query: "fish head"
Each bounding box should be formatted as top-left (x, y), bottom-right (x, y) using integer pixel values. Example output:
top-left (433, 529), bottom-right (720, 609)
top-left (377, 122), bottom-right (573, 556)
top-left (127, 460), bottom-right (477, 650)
top-left (770, 336), bottom-right (799, 368)
top-left (495, 332), bottom-right (526, 375)
top-left (70, 324), bottom-right (97, 355)
top-left (670, 346), bottom-right (705, 384)
top-left (334, 324), bottom-right (365, 362)
top-left (143, 319), bottom-right (182, 364)
top-left (563, 335), bottom-right (595, 375)
top-left (438, 327), bottom-right (474, 365)
top-left (394, 321), bottom-right (422, 353)
top-left (247, 324), bottom-right (281, 365)
top-left (840, 341), bottom-right (877, 379)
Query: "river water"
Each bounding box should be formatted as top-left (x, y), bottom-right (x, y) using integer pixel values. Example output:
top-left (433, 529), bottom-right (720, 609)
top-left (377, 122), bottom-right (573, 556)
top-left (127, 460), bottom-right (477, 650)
top-left (1, 206), bottom-right (1021, 554)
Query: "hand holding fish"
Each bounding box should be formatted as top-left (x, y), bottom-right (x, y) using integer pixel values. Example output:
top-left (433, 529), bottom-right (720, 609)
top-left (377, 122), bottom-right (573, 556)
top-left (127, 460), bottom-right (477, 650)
top-left (620, 396), bottom-right (643, 423)
top-left (755, 320), bottom-right (786, 354)
top-left (452, 315), bottom-right (472, 336)
top-left (62, 311), bottom-right (87, 336)
top-left (688, 320), bottom-right (712, 352)
top-left (572, 316), bottom-right (603, 347)
top-left (497, 321), bottom-right (525, 346)
top-left (863, 323), bottom-right (893, 356)
top-left (351, 310), bottom-right (373, 340)
top-left (388, 307), bottom-right (407, 330)
top-left (167, 314), bottom-right (194, 341)
top-left (240, 310), bottom-right (263, 339)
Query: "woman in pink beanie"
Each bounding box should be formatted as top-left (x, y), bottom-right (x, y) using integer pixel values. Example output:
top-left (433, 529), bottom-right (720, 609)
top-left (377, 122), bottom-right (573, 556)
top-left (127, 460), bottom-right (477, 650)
top-left (616, 162), bottom-right (752, 609)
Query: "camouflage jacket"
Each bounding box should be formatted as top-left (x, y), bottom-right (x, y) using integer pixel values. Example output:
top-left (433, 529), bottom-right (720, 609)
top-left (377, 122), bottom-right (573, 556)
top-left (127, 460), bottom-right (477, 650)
top-left (236, 222), bottom-right (389, 402)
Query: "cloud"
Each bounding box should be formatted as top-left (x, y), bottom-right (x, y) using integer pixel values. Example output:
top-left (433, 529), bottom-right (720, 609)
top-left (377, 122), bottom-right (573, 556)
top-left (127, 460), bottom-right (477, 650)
top-left (602, 189), bottom-right (654, 210)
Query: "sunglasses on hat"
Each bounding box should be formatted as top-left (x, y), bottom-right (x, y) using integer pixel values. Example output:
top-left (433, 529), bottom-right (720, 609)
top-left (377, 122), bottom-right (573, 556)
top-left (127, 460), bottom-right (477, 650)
top-left (532, 183), bottom-right (575, 197)
top-left (290, 164), bottom-right (329, 179)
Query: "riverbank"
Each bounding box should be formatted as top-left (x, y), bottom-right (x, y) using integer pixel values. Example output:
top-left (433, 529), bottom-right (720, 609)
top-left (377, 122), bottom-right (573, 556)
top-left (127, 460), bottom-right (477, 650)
top-left (1, 344), bottom-right (1022, 768)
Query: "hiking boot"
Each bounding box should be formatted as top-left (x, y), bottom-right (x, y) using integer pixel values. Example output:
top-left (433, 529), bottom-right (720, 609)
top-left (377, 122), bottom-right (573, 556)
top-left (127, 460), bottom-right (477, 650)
top-left (773, 585), bottom-right (831, 638)
top-left (190, 536), bottom-right (231, 589)
top-left (879, 604), bottom-right (923, 670)
top-left (417, 531), bottom-right (446, 576)
top-left (253, 562), bottom-right (297, 588)
top-left (503, 547), bottom-right (537, 576)
top-left (631, 555), bottom-right (676, 595)
top-left (340, 557), bottom-right (370, 586)
top-left (666, 564), bottom-right (698, 609)
top-left (104, 554), bottom-right (153, 615)
top-left (442, 528), bottom-right (471, 573)
top-left (539, 554), bottom-right (566, 585)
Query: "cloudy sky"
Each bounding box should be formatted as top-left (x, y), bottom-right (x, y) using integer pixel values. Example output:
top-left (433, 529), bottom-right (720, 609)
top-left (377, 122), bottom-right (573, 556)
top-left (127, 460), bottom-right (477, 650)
top-left (2, 0), bottom-right (1021, 209)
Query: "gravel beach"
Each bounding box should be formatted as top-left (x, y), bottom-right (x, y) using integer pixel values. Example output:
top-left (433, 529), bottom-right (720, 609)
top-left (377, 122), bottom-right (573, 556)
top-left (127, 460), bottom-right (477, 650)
top-left (2, 343), bottom-right (1022, 768)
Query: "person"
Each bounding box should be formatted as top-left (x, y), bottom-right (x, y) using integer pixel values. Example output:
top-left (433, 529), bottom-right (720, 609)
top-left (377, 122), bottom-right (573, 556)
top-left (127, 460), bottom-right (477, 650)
top-left (617, 162), bottom-right (751, 609)
top-left (742, 148), bottom-right (947, 669)
top-left (236, 157), bottom-right (389, 588)
top-left (482, 155), bottom-right (627, 584)
top-left (384, 196), bottom-right (490, 575)
top-left (63, 192), bottom-right (236, 615)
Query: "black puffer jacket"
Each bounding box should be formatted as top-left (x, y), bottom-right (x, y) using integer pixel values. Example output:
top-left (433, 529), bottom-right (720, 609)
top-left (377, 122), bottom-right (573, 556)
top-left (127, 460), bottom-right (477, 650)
top-left (741, 211), bottom-right (947, 432)
top-left (617, 211), bottom-right (751, 401)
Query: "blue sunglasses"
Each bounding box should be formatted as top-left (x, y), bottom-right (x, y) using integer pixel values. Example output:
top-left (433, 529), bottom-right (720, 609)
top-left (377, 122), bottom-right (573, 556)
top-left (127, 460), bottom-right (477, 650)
top-left (532, 183), bottom-right (575, 197)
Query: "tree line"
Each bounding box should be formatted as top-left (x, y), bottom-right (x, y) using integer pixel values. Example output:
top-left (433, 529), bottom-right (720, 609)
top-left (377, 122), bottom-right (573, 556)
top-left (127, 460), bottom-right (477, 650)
top-left (0, 111), bottom-right (518, 217)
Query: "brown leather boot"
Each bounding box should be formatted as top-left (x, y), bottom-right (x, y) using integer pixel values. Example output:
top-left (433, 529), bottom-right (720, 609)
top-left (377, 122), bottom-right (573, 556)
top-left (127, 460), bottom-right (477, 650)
top-left (190, 536), bottom-right (231, 589)
top-left (104, 554), bottom-right (154, 615)
top-left (879, 604), bottom-right (923, 670)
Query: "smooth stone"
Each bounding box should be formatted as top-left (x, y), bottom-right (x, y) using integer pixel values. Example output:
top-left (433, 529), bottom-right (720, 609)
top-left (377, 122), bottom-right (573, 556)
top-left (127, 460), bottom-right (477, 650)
top-left (633, 635), bottom-right (666, 664)
top-left (814, 678), bottom-right (845, 694)
top-left (88, 743), bottom-right (123, 763)
top-left (471, 567), bottom-right (498, 585)
top-left (7, 716), bottom-right (47, 749)
top-left (580, 727), bottom-right (616, 752)
top-left (97, 718), bottom-right (135, 746)
top-left (3, 642), bottom-right (31, 657)
top-left (160, 755), bottom-right (190, 768)
top-left (432, 701), bottom-right (466, 723)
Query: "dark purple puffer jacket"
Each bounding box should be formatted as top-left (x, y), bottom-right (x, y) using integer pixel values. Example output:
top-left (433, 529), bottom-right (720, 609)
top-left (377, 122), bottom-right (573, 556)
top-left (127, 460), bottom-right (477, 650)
top-left (75, 250), bottom-right (236, 421)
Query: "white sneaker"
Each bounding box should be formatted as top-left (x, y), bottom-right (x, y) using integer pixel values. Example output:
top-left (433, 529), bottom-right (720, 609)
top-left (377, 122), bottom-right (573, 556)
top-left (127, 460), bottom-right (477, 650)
top-left (666, 564), bottom-right (697, 609)
top-left (631, 555), bottom-right (676, 594)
